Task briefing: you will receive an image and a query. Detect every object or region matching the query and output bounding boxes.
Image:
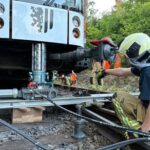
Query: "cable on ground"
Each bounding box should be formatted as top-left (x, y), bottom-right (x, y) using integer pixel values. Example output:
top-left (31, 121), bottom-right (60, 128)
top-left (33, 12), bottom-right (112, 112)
top-left (0, 118), bottom-right (48, 150)
top-left (33, 90), bottom-right (150, 138)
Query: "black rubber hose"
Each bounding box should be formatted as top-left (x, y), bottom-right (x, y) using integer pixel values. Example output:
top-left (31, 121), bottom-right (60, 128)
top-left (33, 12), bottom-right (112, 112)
top-left (33, 90), bottom-right (150, 137)
top-left (97, 137), bottom-right (149, 150)
top-left (48, 48), bottom-right (92, 62)
top-left (0, 119), bottom-right (48, 150)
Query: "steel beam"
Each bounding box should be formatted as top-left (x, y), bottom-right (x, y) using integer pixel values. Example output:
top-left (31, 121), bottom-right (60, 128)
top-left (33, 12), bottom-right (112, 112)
top-left (0, 94), bottom-right (112, 109)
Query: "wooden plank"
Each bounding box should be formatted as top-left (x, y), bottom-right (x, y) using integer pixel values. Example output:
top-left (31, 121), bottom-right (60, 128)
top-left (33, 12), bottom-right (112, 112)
top-left (12, 107), bottom-right (45, 123)
top-left (17, 108), bottom-right (30, 113)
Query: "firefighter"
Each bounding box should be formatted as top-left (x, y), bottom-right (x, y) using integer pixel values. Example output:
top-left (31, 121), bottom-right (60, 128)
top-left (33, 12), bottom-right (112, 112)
top-left (91, 59), bottom-right (102, 85)
top-left (90, 37), bottom-right (117, 85)
top-left (99, 33), bottom-right (150, 132)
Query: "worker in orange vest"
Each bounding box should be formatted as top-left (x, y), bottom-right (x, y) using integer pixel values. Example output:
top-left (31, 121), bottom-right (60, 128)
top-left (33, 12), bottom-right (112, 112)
top-left (114, 53), bottom-right (121, 68)
top-left (70, 70), bottom-right (77, 86)
top-left (103, 54), bottom-right (121, 69)
top-left (103, 60), bottom-right (111, 69)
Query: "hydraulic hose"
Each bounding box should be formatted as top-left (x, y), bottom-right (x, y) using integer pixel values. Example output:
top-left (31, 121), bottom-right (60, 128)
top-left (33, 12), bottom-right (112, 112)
top-left (48, 48), bottom-right (92, 62)
top-left (33, 90), bottom-right (150, 137)
top-left (97, 137), bottom-right (149, 150)
top-left (0, 119), bottom-right (48, 150)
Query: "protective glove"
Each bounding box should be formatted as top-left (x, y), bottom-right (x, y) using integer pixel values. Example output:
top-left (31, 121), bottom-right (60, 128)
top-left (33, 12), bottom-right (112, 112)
top-left (96, 69), bottom-right (107, 85)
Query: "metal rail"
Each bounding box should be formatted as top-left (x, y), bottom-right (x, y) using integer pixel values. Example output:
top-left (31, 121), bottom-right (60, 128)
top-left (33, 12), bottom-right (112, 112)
top-left (82, 108), bottom-right (150, 150)
top-left (0, 93), bottom-right (113, 109)
top-left (83, 108), bottom-right (116, 125)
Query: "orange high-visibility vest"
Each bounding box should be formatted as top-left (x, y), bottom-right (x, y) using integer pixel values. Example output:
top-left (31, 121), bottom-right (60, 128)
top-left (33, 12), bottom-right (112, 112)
top-left (103, 60), bottom-right (111, 69)
top-left (71, 72), bottom-right (77, 81)
top-left (114, 54), bottom-right (121, 68)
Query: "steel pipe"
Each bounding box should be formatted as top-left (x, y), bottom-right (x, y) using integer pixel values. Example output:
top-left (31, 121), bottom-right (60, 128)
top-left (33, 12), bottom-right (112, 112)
top-left (0, 89), bottom-right (19, 98)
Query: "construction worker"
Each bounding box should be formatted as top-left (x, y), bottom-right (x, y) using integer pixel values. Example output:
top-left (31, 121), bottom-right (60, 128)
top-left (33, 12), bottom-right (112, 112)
top-left (70, 70), bottom-right (77, 86)
top-left (113, 53), bottom-right (121, 68)
top-left (60, 74), bottom-right (71, 86)
top-left (60, 71), bottom-right (77, 86)
top-left (60, 74), bottom-right (66, 85)
top-left (99, 33), bottom-right (150, 132)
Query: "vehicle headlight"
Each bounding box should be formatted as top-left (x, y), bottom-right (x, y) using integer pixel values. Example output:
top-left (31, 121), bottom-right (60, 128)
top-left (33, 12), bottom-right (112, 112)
top-left (73, 28), bottom-right (80, 38)
top-left (72, 16), bottom-right (80, 27)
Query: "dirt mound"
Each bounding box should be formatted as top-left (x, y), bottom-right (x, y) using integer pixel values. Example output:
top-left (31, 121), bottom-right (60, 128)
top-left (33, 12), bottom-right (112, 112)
top-left (77, 69), bottom-right (139, 93)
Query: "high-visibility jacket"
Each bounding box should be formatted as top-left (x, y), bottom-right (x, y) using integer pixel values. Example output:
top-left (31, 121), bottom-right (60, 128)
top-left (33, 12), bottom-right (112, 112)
top-left (71, 72), bottom-right (77, 81)
top-left (103, 60), bottom-right (111, 69)
top-left (114, 53), bottom-right (121, 68)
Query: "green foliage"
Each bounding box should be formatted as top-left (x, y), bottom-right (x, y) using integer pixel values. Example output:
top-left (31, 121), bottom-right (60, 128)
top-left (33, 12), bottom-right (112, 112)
top-left (128, 0), bottom-right (150, 3)
top-left (87, 1), bottom-right (98, 19)
top-left (86, 21), bottom-right (100, 47)
top-left (86, 1), bottom-right (150, 46)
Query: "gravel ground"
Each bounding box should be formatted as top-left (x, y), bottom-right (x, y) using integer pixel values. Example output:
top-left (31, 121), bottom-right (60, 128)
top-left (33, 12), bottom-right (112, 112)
top-left (0, 107), bottom-right (112, 150)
